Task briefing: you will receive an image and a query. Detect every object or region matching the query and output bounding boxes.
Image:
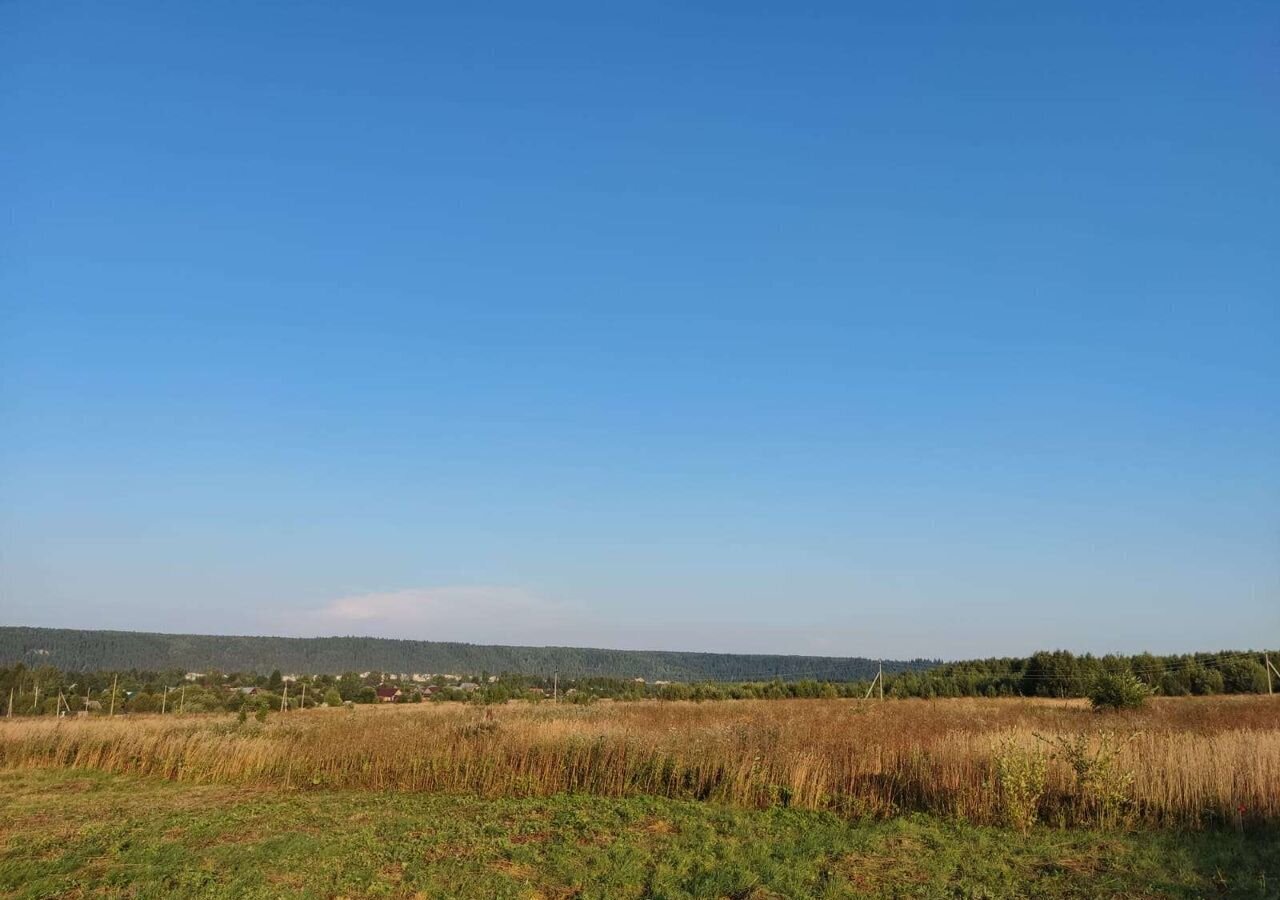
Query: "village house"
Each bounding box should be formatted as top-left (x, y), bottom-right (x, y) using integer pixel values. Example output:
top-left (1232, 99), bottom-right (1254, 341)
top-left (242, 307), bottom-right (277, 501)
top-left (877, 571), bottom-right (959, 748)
top-left (375, 684), bottom-right (401, 703)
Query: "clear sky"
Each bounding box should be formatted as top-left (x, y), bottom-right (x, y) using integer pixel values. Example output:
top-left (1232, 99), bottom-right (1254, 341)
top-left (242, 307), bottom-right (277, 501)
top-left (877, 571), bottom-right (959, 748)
top-left (2, 3), bottom-right (1277, 659)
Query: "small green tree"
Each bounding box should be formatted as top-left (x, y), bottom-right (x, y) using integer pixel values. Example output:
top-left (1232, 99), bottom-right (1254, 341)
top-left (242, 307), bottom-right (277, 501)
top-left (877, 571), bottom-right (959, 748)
top-left (1038, 731), bottom-right (1138, 828)
top-left (1159, 672), bottom-right (1189, 696)
top-left (1218, 659), bottom-right (1269, 694)
top-left (1187, 666), bottom-right (1224, 696)
top-left (337, 672), bottom-right (363, 701)
top-left (128, 693), bottom-right (159, 713)
top-left (992, 735), bottom-right (1047, 833)
top-left (1088, 673), bottom-right (1150, 711)
top-left (324, 688), bottom-right (343, 707)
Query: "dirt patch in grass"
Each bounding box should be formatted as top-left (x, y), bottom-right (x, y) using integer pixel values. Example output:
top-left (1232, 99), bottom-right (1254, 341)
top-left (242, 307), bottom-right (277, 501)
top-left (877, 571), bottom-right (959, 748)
top-left (419, 841), bottom-right (485, 864)
top-left (265, 870), bottom-right (307, 888)
top-left (575, 831), bottom-right (615, 847)
top-left (492, 859), bottom-right (539, 880)
top-left (510, 830), bottom-right (552, 844)
top-left (378, 862), bottom-right (405, 883)
top-left (208, 827), bottom-right (266, 846)
top-left (839, 841), bottom-right (933, 893)
top-left (639, 817), bottom-right (678, 835)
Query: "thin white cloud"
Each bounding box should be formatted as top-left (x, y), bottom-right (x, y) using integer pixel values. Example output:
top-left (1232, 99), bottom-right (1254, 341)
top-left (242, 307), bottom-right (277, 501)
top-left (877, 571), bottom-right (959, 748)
top-left (272, 586), bottom-right (942, 657)
top-left (292, 585), bottom-right (573, 645)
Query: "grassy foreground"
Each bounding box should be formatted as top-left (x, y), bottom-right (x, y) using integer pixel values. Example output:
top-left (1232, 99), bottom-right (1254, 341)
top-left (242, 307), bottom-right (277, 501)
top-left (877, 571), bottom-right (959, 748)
top-left (1, 770), bottom-right (1277, 899)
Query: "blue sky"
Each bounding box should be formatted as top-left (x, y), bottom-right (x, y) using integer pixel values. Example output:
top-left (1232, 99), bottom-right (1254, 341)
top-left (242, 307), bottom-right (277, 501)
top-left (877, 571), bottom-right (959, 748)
top-left (2, 3), bottom-right (1277, 658)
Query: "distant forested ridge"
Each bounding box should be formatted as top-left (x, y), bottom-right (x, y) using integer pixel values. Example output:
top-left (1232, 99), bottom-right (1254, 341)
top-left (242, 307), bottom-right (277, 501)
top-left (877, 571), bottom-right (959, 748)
top-left (0, 626), bottom-right (931, 681)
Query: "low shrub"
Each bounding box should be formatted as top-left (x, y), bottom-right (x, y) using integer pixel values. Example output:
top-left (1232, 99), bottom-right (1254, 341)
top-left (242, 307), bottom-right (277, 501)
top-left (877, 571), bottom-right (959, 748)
top-left (992, 735), bottom-right (1046, 833)
top-left (1088, 673), bottom-right (1150, 711)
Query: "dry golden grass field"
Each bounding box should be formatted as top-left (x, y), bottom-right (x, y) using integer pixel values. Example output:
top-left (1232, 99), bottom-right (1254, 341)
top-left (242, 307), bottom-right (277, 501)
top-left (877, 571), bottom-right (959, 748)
top-left (3, 695), bottom-right (1277, 830)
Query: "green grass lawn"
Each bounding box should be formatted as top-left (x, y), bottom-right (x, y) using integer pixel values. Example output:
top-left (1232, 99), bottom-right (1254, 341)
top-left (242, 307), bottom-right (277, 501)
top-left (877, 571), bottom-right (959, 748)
top-left (1, 770), bottom-right (1276, 899)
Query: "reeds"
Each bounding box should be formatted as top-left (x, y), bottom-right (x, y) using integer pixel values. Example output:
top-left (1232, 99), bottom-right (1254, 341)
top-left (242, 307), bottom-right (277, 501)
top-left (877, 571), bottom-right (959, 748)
top-left (2, 696), bottom-right (1277, 828)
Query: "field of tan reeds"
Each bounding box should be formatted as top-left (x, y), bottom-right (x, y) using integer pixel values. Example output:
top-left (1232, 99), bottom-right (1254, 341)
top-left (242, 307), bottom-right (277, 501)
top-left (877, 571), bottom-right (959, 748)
top-left (2, 696), bottom-right (1277, 829)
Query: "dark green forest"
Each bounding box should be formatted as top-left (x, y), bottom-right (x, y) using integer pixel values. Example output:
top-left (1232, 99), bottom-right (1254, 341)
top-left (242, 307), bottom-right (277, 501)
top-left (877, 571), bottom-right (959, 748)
top-left (0, 626), bottom-right (929, 682)
top-left (2, 628), bottom-right (1275, 705)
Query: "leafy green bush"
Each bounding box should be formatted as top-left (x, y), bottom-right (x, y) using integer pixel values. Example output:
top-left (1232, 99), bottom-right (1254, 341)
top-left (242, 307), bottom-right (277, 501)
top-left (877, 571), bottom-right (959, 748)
top-left (1088, 673), bottom-right (1150, 711)
top-left (991, 735), bottom-right (1046, 833)
top-left (1037, 731), bottom-right (1138, 828)
top-left (128, 693), bottom-right (159, 713)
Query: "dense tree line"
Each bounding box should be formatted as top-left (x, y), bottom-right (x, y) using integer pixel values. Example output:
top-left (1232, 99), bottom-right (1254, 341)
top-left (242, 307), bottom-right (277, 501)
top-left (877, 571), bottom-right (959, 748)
top-left (1, 649), bottom-right (1273, 719)
top-left (0, 627), bottom-right (931, 682)
top-left (882, 649), bottom-right (1276, 699)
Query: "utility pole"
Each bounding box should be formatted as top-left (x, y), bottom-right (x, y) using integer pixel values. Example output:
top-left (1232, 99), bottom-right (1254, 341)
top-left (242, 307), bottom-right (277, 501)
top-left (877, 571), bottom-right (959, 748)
top-left (33, 685), bottom-right (40, 714)
top-left (863, 665), bottom-right (884, 701)
top-left (108, 674), bottom-right (118, 717)
top-left (179, 685), bottom-right (186, 715)
top-left (300, 682), bottom-right (306, 711)
top-left (1265, 653), bottom-right (1279, 696)
top-left (6, 687), bottom-right (12, 718)
top-left (161, 687), bottom-right (168, 715)
top-left (281, 681), bottom-right (289, 713)
top-left (553, 672), bottom-right (558, 704)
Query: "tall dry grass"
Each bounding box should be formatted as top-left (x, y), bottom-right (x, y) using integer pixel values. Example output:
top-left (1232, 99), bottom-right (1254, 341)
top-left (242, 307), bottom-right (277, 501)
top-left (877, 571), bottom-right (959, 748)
top-left (2, 696), bottom-right (1277, 829)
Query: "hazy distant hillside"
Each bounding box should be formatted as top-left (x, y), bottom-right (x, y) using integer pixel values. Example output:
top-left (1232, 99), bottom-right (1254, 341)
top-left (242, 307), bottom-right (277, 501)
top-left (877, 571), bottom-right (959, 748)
top-left (0, 627), bottom-right (932, 681)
